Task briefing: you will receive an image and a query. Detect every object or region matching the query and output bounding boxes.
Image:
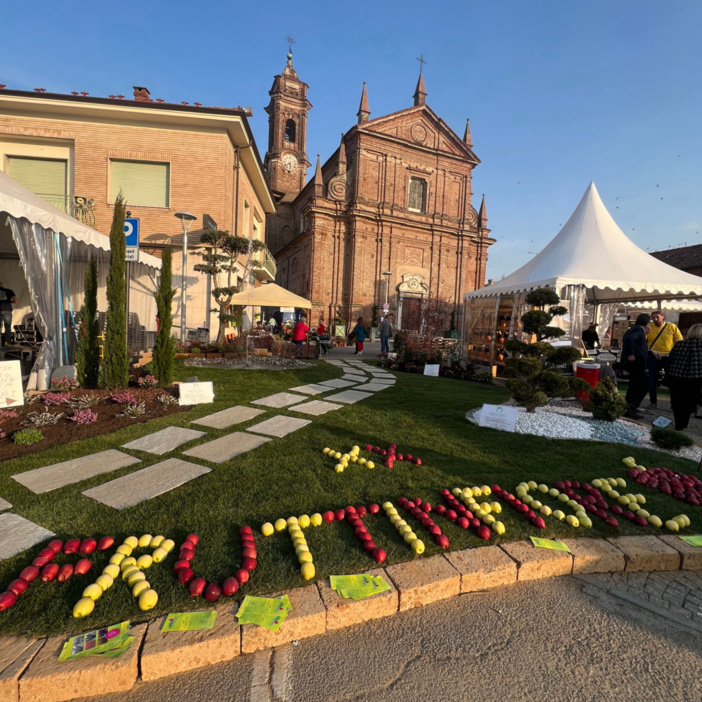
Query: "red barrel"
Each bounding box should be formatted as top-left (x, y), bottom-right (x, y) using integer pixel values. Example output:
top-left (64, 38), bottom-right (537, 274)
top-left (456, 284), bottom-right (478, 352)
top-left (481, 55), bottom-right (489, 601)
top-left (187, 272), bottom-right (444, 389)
top-left (575, 362), bottom-right (600, 401)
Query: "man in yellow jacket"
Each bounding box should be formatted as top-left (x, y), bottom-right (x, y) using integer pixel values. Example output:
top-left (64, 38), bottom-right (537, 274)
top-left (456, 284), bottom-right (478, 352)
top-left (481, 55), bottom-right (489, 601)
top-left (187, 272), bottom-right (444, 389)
top-left (646, 311), bottom-right (683, 408)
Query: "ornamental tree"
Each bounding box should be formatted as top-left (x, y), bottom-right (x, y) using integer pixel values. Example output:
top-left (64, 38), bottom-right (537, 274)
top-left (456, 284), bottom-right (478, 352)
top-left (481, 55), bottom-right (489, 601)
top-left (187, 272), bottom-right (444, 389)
top-left (152, 246), bottom-right (176, 387)
top-left (76, 258), bottom-right (100, 388)
top-left (192, 230), bottom-right (265, 345)
top-left (521, 287), bottom-right (568, 341)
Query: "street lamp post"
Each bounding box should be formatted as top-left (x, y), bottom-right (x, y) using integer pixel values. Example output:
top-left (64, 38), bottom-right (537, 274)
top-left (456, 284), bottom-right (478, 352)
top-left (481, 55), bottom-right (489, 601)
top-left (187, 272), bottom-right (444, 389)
top-left (174, 212), bottom-right (197, 343)
top-left (382, 271), bottom-right (392, 308)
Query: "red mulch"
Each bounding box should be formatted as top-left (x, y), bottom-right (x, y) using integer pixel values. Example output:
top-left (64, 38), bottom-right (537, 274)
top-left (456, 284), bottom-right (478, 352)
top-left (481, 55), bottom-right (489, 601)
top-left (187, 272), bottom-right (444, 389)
top-left (0, 388), bottom-right (189, 461)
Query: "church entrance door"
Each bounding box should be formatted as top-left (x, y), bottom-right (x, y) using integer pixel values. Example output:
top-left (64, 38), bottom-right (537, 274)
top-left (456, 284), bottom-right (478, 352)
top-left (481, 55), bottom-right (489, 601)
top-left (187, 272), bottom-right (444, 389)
top-left (402, 298), bottom-right (422, 332)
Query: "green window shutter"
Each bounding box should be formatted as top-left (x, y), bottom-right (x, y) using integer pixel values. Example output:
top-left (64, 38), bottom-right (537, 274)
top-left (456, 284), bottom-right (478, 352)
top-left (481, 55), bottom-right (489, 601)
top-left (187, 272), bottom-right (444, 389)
top-left (7, 157), bottom-right (67, 197)
top-left (111, 160), bottom-right (170, 207)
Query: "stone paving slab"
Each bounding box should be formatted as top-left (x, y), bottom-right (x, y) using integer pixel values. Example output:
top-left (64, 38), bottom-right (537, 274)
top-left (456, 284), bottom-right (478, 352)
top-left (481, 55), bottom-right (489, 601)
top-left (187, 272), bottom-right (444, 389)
top-left (12, 450), bottom-right (141, 494)
top-left (251, 392), bottom-right (307, 408)
top-left (19, 624), bottom-right (146, 702)
top-left (0, 639), bottom-right (44, 702)
top-left (607, 535), bottom-right (681, 572)
top-left (141, 603), bottom-right (240, 681)
top-left (82, 459), bottom-right (211, 510)
top-left (121, 426), bottom-right (206, 455)
top-left (288, 400), bottom-right (344, 416)
top-left (323, 390), bottom-right (374, 404)
top-left (444, 545), bottom-right (518, 592)
top-left (0, 513), bottom-right (54, 561)
top-left (192, 405), bottom-right (266, 429)
top-left (561, 538), bottom-right (627, 574)
top-left (183, 432), bottom-right (271, 464)
top-left (353, 383), bottom-right (392, 392)
top-left (318, 568), bottom-right (398, 630)
top-left (288, 383), bottom-right (332, 395)
top-left (658, 535), bottom-right (702, 570)
top-left (385, 555), bottom-right (461, 611)
top-left (319, 379), bottom-right (358, 389)
top-left (341, 374), bottom-right (367, 382)
top-left (247, 416), bottom-right (312, 438)
top-left (241, 585), bottom-right (326, 654)
top-left (499, 540), bottom-right (573, 581)
top-left (0, 497), bottom-right (11, 511)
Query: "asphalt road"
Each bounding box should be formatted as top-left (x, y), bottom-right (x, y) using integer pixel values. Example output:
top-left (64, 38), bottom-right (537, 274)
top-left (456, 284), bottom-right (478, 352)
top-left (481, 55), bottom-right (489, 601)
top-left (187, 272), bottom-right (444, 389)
top-left (96, 571), bottom-right (702, 702)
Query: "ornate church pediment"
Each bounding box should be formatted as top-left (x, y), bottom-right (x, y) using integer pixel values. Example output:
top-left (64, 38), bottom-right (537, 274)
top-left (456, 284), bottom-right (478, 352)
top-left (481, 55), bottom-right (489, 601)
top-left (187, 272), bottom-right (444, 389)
top-left (398, 273), bottom-right (429, 295)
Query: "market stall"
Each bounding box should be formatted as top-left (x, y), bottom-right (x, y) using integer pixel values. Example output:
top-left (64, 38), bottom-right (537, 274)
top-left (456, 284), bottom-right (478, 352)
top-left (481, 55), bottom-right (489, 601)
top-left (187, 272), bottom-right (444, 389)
top-left (463, 182), bottom-right (702, 372)
top-left (0, 170), bottom-right (161, 389)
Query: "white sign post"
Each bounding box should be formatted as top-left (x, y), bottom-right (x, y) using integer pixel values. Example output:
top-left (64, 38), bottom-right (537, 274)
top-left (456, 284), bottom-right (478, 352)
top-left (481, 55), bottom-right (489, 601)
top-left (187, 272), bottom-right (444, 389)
top-left (423, 364), bottom-right (440, 377)
top-left (178, 381), bottom-right (215, 406)
top-left (0, 360), bottom-right (24, 408)
top-left (478, 404), bottom-right (518, 432)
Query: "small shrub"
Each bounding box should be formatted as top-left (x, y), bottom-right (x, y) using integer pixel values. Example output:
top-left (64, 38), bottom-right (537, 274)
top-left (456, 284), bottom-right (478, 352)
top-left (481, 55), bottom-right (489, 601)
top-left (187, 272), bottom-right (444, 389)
top-left (22, 411), bottom-right (64, 427)
top-left (69, 409), bottom-right (98, 425)
top-left (190, 347), bottom-right (201, 354)
top-left (650, 427), bottom-right (694, 451)
top-left (111, 391), bottom-right (137, 405)
top-left (156, 394), bottom-right (178, 406)
top-left (42, 392), bottom-right (71, 406)
top-left (51, 376), bottom-right (79, 391)
top-left (475, 371), bottom-right (494, 384)
top-left (13, 429), bottom-right (44, 446)
top-left (583, 378), bottom-right (627, 422)
top-left (67, 394), bottom-right (101, 409)
top-left (118, 401), bottom-right (147, 419)
top-left (137, 375), bottom-right (158, 389)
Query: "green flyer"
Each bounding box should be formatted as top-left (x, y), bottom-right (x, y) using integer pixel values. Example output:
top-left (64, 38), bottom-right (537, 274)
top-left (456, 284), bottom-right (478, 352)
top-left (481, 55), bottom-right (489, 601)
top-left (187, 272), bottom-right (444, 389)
top-left (236, 595), bottom-right (292, 632)
top-left (530, 537), bottom-right (571, 553)
top-left (162, 611), bottom-right (218, 632)
top-left (59, 621), bottom-right (131, 662)
top-left (679, 535), bottom-right (702, 547)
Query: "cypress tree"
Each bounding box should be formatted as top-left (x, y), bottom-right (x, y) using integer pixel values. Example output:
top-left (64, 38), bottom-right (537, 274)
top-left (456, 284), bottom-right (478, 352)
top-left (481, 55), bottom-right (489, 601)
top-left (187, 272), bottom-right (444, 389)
top-left (99, 193), bottom-right (129, 388)
top-left (153, 246), bottom-right (176, 387)
top-left (76, 258), bottom-right (100, 387)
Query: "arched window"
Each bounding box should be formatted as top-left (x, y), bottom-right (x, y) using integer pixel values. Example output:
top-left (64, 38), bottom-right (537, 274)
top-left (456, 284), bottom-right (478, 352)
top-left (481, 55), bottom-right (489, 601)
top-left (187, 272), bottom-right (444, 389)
top-left (285, 119), bottom-right (296, 143)
top-left (408, 177), bottom-right (427, 213)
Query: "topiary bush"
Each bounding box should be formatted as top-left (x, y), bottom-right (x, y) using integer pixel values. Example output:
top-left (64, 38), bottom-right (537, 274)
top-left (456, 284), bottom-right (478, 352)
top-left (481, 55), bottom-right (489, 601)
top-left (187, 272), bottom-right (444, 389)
top-left (13, 429), bottom-right (44, 446)
top-left (583, 377), bottom-right (627, 421)
top-left (650, 427), bottom-right (694, 451)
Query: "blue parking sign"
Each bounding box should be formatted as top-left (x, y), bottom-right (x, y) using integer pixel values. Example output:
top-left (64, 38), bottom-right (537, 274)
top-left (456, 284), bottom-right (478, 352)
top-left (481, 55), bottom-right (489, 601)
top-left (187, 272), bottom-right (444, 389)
top-left (124, 218), bottom-right (139, 247)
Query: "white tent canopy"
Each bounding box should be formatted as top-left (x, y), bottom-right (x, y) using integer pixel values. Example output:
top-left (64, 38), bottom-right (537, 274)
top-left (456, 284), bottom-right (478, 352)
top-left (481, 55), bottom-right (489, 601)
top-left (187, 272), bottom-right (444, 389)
top-left (227, 283), bottom-right (312, 310)
top-left (466, 182), bottom-right (702, 304)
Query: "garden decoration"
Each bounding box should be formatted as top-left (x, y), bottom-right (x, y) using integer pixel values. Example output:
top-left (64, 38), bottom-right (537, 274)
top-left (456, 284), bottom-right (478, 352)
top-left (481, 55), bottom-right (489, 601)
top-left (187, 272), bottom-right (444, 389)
top-left (321, 442), bottom-right (421, 472)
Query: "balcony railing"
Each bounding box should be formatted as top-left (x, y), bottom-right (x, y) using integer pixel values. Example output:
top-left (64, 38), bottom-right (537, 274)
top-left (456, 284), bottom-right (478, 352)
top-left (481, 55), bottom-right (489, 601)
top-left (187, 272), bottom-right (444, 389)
top-left (251, 247), bottom-right (277, 282)
top-left (36, 194), bottom-right (96, 228)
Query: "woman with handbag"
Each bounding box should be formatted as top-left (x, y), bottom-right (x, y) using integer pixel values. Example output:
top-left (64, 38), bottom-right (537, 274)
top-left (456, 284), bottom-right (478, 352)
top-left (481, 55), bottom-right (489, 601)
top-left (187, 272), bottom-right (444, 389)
top-left (667, 324), bottom-right (702, 431)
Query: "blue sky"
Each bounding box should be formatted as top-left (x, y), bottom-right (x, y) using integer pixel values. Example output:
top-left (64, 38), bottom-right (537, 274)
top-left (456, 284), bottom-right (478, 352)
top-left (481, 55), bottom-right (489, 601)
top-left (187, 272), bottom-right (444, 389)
top-left (2, 0), bottom-right (700, 279)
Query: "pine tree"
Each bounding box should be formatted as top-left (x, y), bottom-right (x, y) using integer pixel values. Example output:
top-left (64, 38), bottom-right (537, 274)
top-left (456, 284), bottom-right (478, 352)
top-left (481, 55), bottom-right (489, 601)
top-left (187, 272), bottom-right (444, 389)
top-left (99, 193), bottom-right (129, 388)
top-left (153, 246), bottom-right (176, 387)
top-left (76, 258), bottom-right (100, 387)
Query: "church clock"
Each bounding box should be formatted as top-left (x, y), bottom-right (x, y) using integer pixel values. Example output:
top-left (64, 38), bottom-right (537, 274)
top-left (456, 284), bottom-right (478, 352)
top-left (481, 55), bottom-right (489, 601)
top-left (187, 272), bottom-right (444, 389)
top-left (282, 153), bottom-right (299, 173)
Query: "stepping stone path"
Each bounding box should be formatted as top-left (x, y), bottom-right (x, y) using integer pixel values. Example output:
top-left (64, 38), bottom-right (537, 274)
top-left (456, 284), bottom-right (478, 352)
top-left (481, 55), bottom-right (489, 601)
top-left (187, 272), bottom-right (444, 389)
top-left (0, 497), bottom-right (11, 511)
top-left (251, 392), bottom-right (307, 408)
top-left (341, 374), bottom-right (367, 382)
top-left (323, 389), bottom-right (374, 404)
top-left (183, 432), bottom-right (271, 464)
top-left (352, 382), bottom-right (391, 392)
top-left (0, 513), bottom-right (54, 561)
top-left (192, 405), bottom-right (266, 429)
top-left (288, 383), bottom-right (331, 395)
top-left (122, 427), bottom-right (206, 455)
top-left (288, 400), bottom-right (343, 416)
top-left (82, 459), bottom-right (211, 510)
top-left (319, 379), bottom-right (358, 389)
top-left (247, 416), bottom-right (312, 438)
top-left (12, 450), bottom-right (141, 494)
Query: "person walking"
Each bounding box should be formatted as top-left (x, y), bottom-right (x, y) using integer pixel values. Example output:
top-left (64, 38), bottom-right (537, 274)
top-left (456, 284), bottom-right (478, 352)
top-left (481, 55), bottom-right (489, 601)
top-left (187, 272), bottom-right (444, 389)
top-left (646, 310), bottom-right (682, 408)
top-left (581, 322), bottom-right (600, 350)
top-left (0, 281), bottom-right (18, 347)
top-left (378, 314), bottom-right (394, 357)
top-left (666, 324), bottom-right (702, 430)
top-left (621, 313), bottom-right (651, 419)
top-left (350, 317), bottom-right (366, 356)
top-left (291, 315), bottom-right (308, 358)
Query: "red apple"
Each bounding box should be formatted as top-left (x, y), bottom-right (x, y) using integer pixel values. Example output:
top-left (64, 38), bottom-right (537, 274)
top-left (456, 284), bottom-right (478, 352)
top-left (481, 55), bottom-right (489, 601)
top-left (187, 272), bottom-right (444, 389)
top-left (74, 559), bottom-right (92, 576)
top-left (242, 557), bottom-right (257, 572)
top-left (359, 532), bottom-right (372, 542)
top-left (187, 533), bottom-right (200, 545)
top-left (189, 578), bottom-right (206, 597)
top-left (41, 564), bottom-right (59, 582)
top-left (372, 548), bottom-right (386, 563)
top-left (525, 510), bottom-right (535, 519)
top-left (335, 509), bottom-right (346, 521)
top-left (178, 568), bottom-right (194, 585)
top-left (235, 569), bottom-right (249, 585)
top-left (223, 577), bottom-right (239, 596)
top-left (421, 502), bottom-right (432, 513)
top-left (323, 511), bottom-right (335, 523)
top-left (405, 454), bottom-right (413, 460)
top-left (363, 541), bottom-right (377, 553)
top-left (413, 458), bottom-right (422, 466)
top-left (241, 538), bottom-right (256, 549)
top-left (79, 538), bottom-right (97, 554)
top-left (182, 540), bottom-right (198, 551)
top-left (173, 560), bottom-right (191, 574)
top-left (242, 548), bottom-right (257, 560)
top-left (611, 505), bottom-right (623, 515)
top-left (179, 549), bottom-right (195, 561)
top-left (0, 591), bottom-right (17, 611)
top-left (20, 566), bottom-right (40, 583)
top-left (357, 506), bottom-right (367, 517)
top-left (435, 534), bottom-right (450, 548)
top-left (457, 517), bottom-right (470, 530)
top-left (604, 517), bottom-right (619, 528)
top-left (63, 538), bottom-right (80, 554)
top-left (531, 517), bottom-right (546, 529)
top-left (97, 536), bottom-right (114, 552)
top-left (476, 526), bottom-right (491, 540)
top-left (346, 506), bottom-right (356, 514)
top-left (429, 525), bottom-right (442, 536)
top-left (398, 497), bottom-right (408, 507)
top-left (595, 509), bottom-right (607, 520)
top-left (435, 505), bottom-right (446, 516)
top-left (38, 548), bottom-right (55, 560)
top-left (57, 564), bottom-right (74, 582)
top-left (239, 526), bottom-right (253, 536)
top-left (440, 489), bottom-right (450, 497)
top-left (623, 511), bottom-right (636, 521)
top-left (397, 453), bottom-right (404, 461)
top-left (634, 516), bottom-right (648, 528)
top-left (368, 503), bottom-right (380, 514)
top-left (48, 539), bottom-right (63, 554)
top-left (205, 583), bottom-right (222, 602)
top-left (365, 444), bottom-right (372, 451)
top-left (32, 556), bottom-right (50, 568)
top-left (470, 518), bottom-right (481, 529)
top-left (8, 579), bottom-right (28, 596)
top-left (445, 510), bottom-right (457, 522)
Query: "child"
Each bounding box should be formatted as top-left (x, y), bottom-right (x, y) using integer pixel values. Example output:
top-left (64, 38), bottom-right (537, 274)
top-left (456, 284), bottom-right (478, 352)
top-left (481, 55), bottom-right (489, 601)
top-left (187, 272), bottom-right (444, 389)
top-left (350, 317), bottom-right (366, 356)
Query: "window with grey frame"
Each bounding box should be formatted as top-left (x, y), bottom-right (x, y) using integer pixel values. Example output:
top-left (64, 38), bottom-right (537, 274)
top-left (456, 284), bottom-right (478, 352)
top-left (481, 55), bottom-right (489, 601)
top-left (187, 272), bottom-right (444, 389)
top-left (408, 177), bottom-right (427, 213)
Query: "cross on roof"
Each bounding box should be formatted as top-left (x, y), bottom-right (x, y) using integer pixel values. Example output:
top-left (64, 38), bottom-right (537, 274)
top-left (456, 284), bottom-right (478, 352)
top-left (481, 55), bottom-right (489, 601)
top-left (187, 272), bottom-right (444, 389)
top-left (285, 34), bottom-right (295, 52)
top-left (416, 54), bottom-right (427, 73)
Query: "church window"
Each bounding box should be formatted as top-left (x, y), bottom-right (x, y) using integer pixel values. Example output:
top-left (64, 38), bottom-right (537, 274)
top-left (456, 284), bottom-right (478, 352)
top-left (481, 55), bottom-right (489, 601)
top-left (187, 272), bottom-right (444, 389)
top-left (408, 177), bottom-right (427, 213)
top-left (285, 119), bottom-right (296, 143)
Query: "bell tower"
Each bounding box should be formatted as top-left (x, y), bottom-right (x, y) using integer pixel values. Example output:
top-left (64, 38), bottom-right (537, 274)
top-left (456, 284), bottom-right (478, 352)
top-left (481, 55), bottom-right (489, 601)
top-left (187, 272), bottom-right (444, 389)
top-left (264, 46), bottom-right (311, 199)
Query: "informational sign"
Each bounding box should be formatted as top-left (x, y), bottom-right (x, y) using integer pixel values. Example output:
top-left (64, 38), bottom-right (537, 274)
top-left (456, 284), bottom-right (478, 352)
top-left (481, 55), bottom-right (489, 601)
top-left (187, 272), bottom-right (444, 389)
top-left (595, 352), bottom-right (617, 362)
top-left (478, 404), bottom-right (518, 433)
top-left (202, 214), bottom-right (218, 231)
top-left (124, 218), bottom-right (140, 247)
top-left (652, 416), bottom-right (672, 428)
top-left (179, 381), bottom-right (214, 406)
top-left (0, 360), bottom-right (24, 408)
top-left (423, 364), bottom-right (440, 377)
top-left (280, 307), bottom-right (295, 313)
top-left (125, 248), bottom-right (139, 262)
top-left (530, 537), bottom-right (571, 552)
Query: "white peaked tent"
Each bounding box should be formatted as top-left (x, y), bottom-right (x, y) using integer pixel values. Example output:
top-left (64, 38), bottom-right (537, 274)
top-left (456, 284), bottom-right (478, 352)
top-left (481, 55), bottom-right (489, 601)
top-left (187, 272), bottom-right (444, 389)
top-left (462, 182), bottom-right (702, 363)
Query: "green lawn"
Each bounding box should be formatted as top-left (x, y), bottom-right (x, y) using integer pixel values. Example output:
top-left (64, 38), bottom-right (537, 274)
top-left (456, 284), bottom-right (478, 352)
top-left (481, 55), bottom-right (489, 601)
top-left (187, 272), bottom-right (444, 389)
top-left (0, 359), bottom-right (699, 637)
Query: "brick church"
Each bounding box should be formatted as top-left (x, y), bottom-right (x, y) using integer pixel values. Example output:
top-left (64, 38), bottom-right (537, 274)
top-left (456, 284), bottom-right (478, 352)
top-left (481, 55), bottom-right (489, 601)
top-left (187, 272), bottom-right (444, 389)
top-left (264, 51), bottom-right (495, 332)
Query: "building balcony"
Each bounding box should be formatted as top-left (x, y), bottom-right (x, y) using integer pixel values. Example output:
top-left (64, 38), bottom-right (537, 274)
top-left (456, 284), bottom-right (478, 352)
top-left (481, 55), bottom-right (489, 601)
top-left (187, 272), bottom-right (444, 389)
top-left (38, 194), bottom-right (96, 227)
top-left (251, 247), bottom-right (277, 282)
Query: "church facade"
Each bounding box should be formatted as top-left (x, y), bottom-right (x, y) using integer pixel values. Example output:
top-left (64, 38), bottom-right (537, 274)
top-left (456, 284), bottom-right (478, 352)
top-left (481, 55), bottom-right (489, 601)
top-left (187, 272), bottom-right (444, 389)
top-left (264, 53), bottom-right (495, 332)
